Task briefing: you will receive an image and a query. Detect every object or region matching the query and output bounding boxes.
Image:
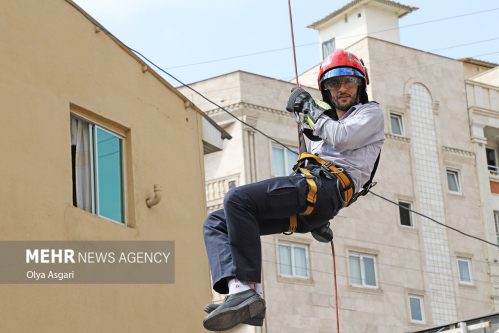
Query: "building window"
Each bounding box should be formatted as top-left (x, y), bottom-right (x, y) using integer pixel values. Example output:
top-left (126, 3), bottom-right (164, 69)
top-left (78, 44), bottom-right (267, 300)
top-left (494, 211), bottom-right (499, 246)
top-left (457, 257), bottom-right (473, 284)
top-left (390, 113), bottom-right (404, 136)
top-left (398, 201), bottom-right (413, 227)
top-left (486, 147), bottom-right (498, 175)
top-left (322, 38), bottom-right (335, 59)
top-left (408, 295), bottom-right (425, 323)
top-left (278, 242), bottom-right (310, 278)
top-left (348, 252), bottom-right (377, 288)
top-left (71, 115), bottom-right (125, 224)
top-left (446, 169), bottom-right (461, 194)
top-left (271, 144), bottom-right (298, 177)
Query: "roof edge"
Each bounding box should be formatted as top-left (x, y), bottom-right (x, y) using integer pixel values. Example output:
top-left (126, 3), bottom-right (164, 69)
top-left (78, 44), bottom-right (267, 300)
top-left (63, 0), bottom-right (231, 140)
top-left (308, 0), bottom-right (418, 30)
top-left (459, 57), bottom-right (498, 69)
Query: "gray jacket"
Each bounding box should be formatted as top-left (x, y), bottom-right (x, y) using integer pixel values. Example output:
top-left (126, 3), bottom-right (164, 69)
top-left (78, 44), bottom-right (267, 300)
top-left (307, 101), bottom-right (385, 192)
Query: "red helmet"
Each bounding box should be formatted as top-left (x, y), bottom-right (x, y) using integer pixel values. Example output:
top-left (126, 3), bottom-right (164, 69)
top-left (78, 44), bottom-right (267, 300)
top-left (317, 49), bottom-right (369, 91)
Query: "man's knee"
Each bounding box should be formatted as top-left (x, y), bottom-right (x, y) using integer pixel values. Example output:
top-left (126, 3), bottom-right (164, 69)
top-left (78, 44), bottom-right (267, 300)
top-left (203, 209), bottom-right (226, 233)
top-left (224, 186), bottom-right (255, 212)
top-left (223, 187), bottom-right (239, 206)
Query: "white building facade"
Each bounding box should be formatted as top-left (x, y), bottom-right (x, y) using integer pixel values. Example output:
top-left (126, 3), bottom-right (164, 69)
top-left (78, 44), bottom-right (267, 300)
top-left (181, 1), bottom-right (499, 332)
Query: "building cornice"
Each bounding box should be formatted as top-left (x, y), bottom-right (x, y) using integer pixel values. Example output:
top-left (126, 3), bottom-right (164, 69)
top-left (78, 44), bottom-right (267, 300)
top-left (205, 102), bottom-right (291, 118)
top-left (470, 107), bottom-right (499, 120)
top-left (466, 79), bottom-right (499, 91)
top-left (385, 133), bottom-right (410, 143)
top-left (442, 146), bottom-right (475, 158)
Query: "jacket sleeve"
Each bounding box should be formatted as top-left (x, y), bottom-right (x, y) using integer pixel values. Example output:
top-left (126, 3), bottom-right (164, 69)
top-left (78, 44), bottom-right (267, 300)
top-left (312, 104), bottom-right (384, 151)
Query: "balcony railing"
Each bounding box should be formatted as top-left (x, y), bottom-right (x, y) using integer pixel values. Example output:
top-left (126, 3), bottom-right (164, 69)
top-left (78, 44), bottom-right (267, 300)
top-left (489, 165), bottom-right (499, 176)
top-left (466, 80), bottom-right (499, 113)
top-left (205, 174), bottom-right (240, 212)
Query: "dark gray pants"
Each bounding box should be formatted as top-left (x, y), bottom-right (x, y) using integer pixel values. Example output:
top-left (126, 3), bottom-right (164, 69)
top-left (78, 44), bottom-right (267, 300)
top-left (203, 166), bottom-right (343, 294)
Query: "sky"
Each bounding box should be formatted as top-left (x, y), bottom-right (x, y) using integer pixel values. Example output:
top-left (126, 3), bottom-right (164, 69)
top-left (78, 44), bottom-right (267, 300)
top-left (72, 0), bottom-right (499, 87)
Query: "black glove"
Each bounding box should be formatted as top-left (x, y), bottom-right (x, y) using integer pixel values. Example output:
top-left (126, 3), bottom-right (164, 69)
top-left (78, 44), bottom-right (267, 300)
top-left (287, 88), bottom-right (332, 130)
top-left (286, 87), bottom-right (312, 113)
top-left (303, 128), bottom-right (322, 141)
top-left (311, 222), bottom-right (334, 243)
top-left (302, 99), bottom-right (332, 130)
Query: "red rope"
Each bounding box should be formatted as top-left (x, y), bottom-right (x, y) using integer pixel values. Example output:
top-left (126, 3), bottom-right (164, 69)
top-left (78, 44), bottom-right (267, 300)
top-left (287, 0), bottom-right (307, 154)
top-left (287, 0), bottom-right (300, 87)
top-left (331, 241), bottom-right (340, 333)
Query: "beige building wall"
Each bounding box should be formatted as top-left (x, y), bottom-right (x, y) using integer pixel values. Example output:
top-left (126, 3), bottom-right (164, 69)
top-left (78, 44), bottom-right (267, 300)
top-left (365, 37), bottom-right (491, 325)
top-left (297, 36), bottom-right (494, 330)
top-left (187, 1), bottom-right (498, 332)
top-left (183, 38), bottom-right (496, 332)
top-left (0, 0), bottom-right (221, 332)
top-left (308, 0), bottom-right (416, 60)
top-left (466, 71), bottom-right (499, 309)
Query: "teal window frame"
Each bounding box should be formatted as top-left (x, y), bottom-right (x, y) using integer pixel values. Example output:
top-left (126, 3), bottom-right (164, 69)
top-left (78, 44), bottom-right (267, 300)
top-left (94, 126), bottom-right (125, 224)
top-left (71, 115), bottom-right (126, 225)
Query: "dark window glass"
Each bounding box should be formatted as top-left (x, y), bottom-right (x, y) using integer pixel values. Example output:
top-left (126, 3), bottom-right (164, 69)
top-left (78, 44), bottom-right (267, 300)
top-left (399, 201), bottom-right (412, 226)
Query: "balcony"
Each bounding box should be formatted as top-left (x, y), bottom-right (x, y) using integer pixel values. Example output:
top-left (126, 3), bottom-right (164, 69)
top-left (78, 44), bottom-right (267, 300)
top-left (466, 79), bottom-right (499, 113)
top-left (205, 174), bottom-right (240, 212)
top-left (484, 130), bottom-right (499, 194)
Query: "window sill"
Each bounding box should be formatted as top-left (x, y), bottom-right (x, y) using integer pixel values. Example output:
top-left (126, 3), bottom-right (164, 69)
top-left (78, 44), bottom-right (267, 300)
top-left (69, 206), bottom-right (130, 229)
top-left (277, 275), bottom-right (314, 285)
top-left (399, 224), bottom-right (416, 231)
top-left (458, 282), bottom-right (475, 288)
top-left (408, 321), bottom-right (427, 327)
top-left (348, 284), bottom-right (383, 295)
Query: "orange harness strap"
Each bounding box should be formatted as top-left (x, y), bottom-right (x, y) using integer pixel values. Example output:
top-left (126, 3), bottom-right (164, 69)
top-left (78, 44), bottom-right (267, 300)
top-left (285, 153), bottom-right (354, 235)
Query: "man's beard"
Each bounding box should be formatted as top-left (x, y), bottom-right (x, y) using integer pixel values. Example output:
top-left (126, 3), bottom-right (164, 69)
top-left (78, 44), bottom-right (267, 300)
top-left (332, 96), bottom-right (358, 112)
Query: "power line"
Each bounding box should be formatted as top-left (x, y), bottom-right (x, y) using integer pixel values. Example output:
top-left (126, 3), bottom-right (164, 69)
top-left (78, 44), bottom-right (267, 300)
top-left (354, 7), bottom-right (499, 40)
top-left (166, 42), bottom-right (316, 70)
top-left (65, 0), bottom-right (499, 256)
top-left (176, 35), bottom-right (499, 96)
top-left (141, 45), bottom-right (499, 251)
top-left (66, 0), bottom-right (499, 318)
top-left (163, 8), bottom-right (499, 70)
top-left (130, 48), bottom-right (300, 156)
top-left (369, 191), bottom-right (499, 249)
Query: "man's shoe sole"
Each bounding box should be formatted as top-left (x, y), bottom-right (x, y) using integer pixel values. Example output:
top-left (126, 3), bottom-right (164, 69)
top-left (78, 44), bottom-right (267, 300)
top-left (202, 297), bottom-right (265, 331)
top-left (204, 303), bottom-right (264, 326)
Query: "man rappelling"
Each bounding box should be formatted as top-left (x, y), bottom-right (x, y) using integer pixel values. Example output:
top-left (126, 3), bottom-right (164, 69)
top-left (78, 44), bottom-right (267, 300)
top-left (202, 49), bottom-right (385, 331)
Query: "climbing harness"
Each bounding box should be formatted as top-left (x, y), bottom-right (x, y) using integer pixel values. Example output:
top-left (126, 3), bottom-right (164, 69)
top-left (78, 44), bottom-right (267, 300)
top-left (295, 152), bottom-right (354, 206)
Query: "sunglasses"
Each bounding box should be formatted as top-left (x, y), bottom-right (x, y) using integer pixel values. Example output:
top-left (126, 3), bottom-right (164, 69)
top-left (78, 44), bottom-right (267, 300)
top-left (323, 76), bottom-right (361, 91)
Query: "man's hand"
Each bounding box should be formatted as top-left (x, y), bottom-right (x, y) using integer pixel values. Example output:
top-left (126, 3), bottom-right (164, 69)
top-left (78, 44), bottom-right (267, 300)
top-left (286, 88), bottom-right (332, 130)
top-left (286, 87), bottom-right (312, 114)
top-left (302, 99), bottom-right (331, 130)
